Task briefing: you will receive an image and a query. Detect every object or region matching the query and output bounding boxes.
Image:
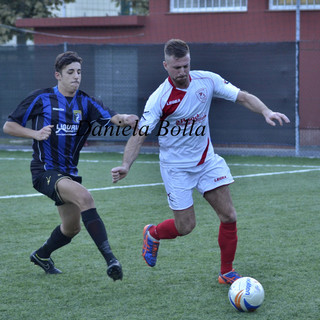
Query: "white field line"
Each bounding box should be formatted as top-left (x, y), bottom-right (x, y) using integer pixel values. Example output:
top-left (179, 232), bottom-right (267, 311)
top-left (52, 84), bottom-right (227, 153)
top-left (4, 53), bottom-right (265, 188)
top-left (233, 167), bottom-right (320, 178)
top-left (1, 167), bottom-right (320, 200)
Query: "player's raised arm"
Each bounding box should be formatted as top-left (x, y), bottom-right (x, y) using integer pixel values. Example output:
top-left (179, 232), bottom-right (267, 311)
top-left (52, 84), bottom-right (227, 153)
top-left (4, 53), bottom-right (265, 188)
top-left (111, 133), bottom-right (147, 183)
top-left (236, 90), bottom-right (290, 126)
top-left (3, 121), bottom-right (54, 141)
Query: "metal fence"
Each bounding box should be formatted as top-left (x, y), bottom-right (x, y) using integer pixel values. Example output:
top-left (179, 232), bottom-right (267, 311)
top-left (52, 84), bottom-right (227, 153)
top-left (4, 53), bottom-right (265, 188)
top-left (0, 42), bottom-right (295, 147)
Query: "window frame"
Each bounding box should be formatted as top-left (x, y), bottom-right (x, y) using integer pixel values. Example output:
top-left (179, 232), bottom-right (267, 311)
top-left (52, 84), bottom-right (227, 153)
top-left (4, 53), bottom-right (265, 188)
top-left (269, 0), bottom-right (320, 11)
top-left (170, 0), bottom-right (248, 13)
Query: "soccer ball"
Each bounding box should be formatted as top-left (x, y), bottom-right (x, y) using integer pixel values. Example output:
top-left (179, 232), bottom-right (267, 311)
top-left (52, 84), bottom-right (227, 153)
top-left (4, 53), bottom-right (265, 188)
top-left (228, 277), bottom-right (265, 312)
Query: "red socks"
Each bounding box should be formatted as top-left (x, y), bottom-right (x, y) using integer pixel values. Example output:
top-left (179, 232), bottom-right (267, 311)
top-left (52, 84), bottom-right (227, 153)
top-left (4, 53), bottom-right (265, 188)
top-left (218, 221), bottom-right (238, 275)
top-left (149, 219), bottom-right (181, 240)
top-left (148, 219), bottom-right (237, 275)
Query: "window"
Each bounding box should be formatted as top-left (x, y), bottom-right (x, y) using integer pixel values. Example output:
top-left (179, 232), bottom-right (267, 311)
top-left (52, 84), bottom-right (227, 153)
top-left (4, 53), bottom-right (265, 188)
top-left (170, 0), bottom-right (247, 13)
top-left (270, 0), bottom-right (320, 10)
top-left (52, 0), bottom-right (119, 17)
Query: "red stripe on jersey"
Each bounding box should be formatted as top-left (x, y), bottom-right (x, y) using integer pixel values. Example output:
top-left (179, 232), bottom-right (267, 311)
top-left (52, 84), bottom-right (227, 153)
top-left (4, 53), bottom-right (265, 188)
top-left (161, 76), bottom-right (192, 121)
top-left (168, 76), bottom-right (175, 88)
top-left (161, 86), bottom-right (186, 121)
top-left (197, 138), bottom-right (210, 166)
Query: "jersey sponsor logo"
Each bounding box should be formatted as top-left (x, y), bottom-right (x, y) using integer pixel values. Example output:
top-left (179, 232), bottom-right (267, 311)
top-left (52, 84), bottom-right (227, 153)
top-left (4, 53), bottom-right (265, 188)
top-left (166, 98), bottom-right (181, 106)
top-left (196, 88), bottom-right (207, 103)
top-left (161, 88), bottom-right (186, 120)
top-left (175, 113), bottom-right (207, 127)
top-left (73, 110), bottom-right (82, 123)
top-left (56, 123), bottom-right (79, 136)
top-left (52, 107), bottom-right (65, 111)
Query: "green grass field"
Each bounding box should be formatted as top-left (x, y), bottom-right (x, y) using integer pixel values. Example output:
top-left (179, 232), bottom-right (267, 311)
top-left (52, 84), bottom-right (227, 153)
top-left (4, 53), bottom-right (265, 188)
top-left (0, 150), bottom-right (319, 320)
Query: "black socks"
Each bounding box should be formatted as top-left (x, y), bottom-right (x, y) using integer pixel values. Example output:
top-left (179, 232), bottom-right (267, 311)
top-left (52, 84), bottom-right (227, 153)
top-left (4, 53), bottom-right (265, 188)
top-left (36, 209), bottom-right (116, 266)
top-left (36, 225), bottom-right (72, 258)
top-left (81, 208), bottom-right (116, 266)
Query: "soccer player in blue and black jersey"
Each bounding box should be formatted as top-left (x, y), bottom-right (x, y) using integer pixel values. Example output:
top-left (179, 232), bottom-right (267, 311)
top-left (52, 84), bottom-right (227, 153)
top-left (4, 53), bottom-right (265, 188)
top-left (3, 51), bottom-right (138, 281)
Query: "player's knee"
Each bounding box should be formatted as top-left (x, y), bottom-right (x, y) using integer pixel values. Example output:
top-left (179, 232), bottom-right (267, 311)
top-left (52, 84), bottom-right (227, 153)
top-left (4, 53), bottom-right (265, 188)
top-left (177, 220), bottom-right (196, 236)
top-left (62, 224), bottom-right (81, 238)
top-left (76, 190), bottom-right (95, 211)
top-left (220, 209), bottom-right (237, 223)
top-left (72, 224), bottom-right (81, 236)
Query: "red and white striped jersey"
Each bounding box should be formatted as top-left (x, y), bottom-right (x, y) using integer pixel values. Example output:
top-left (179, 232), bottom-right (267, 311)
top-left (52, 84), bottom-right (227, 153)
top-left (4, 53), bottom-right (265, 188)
top-left (139, 70), bottom-right (240, 167)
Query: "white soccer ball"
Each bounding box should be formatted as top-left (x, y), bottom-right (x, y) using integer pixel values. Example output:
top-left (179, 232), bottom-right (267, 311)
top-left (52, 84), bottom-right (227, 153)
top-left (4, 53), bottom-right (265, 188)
top-left (228, 277), bottom-right (265, 312)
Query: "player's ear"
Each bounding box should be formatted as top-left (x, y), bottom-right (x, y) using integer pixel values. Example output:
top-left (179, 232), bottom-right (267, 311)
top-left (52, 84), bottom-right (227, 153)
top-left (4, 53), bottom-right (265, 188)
top-left (55, 71), bottom-right (61, 81)
top-left (163, 60), bottom-right (167, 71)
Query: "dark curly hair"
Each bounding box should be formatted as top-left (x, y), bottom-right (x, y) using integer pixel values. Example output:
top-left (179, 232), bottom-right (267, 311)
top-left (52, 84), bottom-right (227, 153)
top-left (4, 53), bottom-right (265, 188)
top-left (55, 51), bottom-right (82, 73)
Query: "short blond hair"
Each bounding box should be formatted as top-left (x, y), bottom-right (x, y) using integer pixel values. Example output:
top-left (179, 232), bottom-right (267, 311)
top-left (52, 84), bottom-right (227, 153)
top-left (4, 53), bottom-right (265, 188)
top-left (164, 39), bottom-right (190, 59)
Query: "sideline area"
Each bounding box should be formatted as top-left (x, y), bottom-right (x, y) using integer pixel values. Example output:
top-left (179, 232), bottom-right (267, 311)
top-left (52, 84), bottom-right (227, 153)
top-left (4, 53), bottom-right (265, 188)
top-left (0, 138), bottom-right (319, 158)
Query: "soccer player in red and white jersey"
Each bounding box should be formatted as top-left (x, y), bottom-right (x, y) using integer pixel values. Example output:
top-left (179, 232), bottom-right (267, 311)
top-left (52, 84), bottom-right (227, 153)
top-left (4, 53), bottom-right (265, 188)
top-left (111, 39), bottom-right (290, 284)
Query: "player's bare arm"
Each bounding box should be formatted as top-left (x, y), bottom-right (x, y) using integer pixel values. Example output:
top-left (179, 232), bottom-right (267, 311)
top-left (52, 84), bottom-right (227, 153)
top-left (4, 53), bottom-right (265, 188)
top-left (236, 90), bottom-right (290, 126)
top-left (3, 121), bottom-right (53, 141)
top-left (111, 133), bottom-right (147, 183)
top-left (111, 114), bottom-right (139, 129)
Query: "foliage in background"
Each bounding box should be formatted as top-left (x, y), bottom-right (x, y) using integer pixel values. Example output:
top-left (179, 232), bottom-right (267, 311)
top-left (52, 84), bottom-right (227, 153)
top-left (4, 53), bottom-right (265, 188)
top-left (0, 0), bottom-right (75, 44)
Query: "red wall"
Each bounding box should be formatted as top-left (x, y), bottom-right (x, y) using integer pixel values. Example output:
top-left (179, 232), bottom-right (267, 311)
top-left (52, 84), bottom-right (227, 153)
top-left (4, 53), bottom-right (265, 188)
top-left (16, 0), bottom-right (318, 44)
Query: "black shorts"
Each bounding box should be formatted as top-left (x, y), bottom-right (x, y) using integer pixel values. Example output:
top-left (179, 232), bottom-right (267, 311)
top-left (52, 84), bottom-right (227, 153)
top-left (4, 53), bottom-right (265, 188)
top-left (32, 169), bottom-right (82, 206)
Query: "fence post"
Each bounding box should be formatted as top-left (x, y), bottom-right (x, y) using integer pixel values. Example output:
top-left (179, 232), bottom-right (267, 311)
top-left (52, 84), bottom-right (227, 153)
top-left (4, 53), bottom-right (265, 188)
top-left (295, 0), bottom-right (300, 156)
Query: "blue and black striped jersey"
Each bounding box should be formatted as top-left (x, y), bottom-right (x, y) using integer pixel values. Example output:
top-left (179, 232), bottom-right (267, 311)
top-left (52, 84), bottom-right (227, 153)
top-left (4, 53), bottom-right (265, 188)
top-left (8, 86), bottom-right (117, 176)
